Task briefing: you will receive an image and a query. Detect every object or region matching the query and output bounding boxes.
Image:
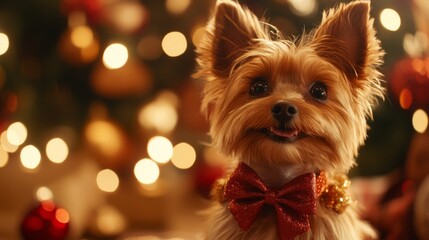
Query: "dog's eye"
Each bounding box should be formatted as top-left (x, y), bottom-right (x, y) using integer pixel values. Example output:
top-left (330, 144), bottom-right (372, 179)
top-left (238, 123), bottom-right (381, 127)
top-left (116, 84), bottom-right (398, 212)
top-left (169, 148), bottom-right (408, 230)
top-left (310, 82), bottom-right (328, 101)
top-left (250, 78), bottom-right (269, 97)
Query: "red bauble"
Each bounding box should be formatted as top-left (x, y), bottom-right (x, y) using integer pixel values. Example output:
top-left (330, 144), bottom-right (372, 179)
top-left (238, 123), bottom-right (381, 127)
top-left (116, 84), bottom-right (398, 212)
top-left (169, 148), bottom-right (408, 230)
top-left (21, 201), bottom-right (70, 240)
top-left (389, 57), bottom-right (429, 111)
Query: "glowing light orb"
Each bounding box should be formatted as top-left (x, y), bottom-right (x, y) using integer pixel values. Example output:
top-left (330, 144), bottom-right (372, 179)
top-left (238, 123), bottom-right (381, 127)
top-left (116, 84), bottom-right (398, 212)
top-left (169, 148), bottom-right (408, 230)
top-left (1, 131), bottom-right (18, 153)
top-left (403, 33), bottom-right (428, 57)
top-left (162, 31), bottom-right (187, 57)
top-left (0, 33), bottom-right (9, 55)
top-left (380, 8), bottom-right (401, 31)
top-left (96, 169), bottom-right (120, 193)
top-left (36, 186), bottom-right (53, 201)
top-left (96, 205), bottom-right (126, 235)
top-left (103, 43), bottom-right (128, 69)
top-left (46, 138), bottom-right (69, 164)
top-left (166, 0), bottom-right (191, 15)
top-left (55, 208), bottom-right (70, 224)
top-left (20, 145), bottom-right (41, 170)
top-left (0, 147), bottom-right (8, 167)
top-left (85, 120), bottom-right (122, 158)
top-left (110, 1), bottom-right (146, 33)
top-left (7, 122), bottom-right (27, 146)
top-left (412, 109), bottom-right (428, 133)
top-left (138, 94), bottom-right (178, 133)
top-left (399, 88), bottom-right (412, 110)
top-left (134, 158), bottom-right (160, 185)
top-left (71, 25), bottom-right (94, 48)
top-left (147, 136), bottom-right (173, 164)
top-left (288, 0), bottom-right (317, 16)
top-left (171, 142), bottom-right (196, 169)
top-left (192, 26), bottom-right (205, 47)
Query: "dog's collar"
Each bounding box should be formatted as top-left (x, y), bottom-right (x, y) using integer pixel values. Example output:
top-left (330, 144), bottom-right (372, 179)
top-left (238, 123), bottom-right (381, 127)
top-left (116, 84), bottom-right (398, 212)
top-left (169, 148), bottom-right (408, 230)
top-left (211, 165), bottom-right (351, 214)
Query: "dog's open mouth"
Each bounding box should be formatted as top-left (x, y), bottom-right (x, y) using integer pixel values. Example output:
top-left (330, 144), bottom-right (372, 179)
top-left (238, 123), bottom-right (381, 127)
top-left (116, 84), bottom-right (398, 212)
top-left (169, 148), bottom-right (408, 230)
top-left (262, 127), bottom-right (303, 143)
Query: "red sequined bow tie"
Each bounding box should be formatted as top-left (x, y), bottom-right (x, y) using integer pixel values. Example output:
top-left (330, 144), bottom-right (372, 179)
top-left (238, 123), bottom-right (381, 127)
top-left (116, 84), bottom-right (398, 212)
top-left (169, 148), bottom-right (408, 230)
top-left (224, 162), bottom-right (317, 240)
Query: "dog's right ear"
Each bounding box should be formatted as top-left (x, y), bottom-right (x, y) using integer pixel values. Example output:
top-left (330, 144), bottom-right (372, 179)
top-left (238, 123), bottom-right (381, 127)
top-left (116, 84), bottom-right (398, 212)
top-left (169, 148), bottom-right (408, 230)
top-left (202, 0), bottom-right (267, 78)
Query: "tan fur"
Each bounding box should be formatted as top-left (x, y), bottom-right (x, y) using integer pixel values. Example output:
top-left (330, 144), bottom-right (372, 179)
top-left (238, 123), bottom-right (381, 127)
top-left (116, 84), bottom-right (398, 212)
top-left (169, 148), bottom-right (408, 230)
top-left (195, 0), bottom-right (384, 239)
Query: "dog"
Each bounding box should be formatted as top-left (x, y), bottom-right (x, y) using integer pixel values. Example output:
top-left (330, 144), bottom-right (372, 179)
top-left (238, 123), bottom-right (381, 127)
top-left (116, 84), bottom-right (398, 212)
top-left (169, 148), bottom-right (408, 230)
top-left (195, 0), bottom-right (384, 239)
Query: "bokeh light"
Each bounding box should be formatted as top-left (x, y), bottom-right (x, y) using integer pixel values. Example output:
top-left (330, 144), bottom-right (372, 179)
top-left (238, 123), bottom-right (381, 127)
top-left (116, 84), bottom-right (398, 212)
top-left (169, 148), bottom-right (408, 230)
top-left (46, 138), bottom-right (69, 164)
top-left (138, 92), bottom-right (179, 133)
top-left (85, 120), bottom-right (123, 158)
top-left (166, 0), bottom-right (191, 15)
top-left (412, 109), bottom-right (428, 133)
top-left (134, 158), bottom-right (160, 185)
top-left (403, 32), bottom-right (428, 57)
top-left (41, 200), bottom-right (56, 211)
top-left (138, 102), bottom-right (177, 133)
top-left (1, 130), bottom-right (18, 153)
top-left (380, 8), bottom-right (401, 31)
top-left (36, 186), bottom-right (53, 201)
top-left (59, 26), bottom-right (100, 65)
top-left (96, 169), bottom-right (120, 193)
top-left (411, 57), bottom-right (429, 76)
top-left (399, 88), bottom-right (412, 110)
top-left (0, 147), bottom-right (8, 168)
top-left (96, 205), bottom-right (126, 236)
top-left (7, 121), bottom-right (28, 146)
top-left (103, 43), bottom-right (128, 69)
top-left (171, 142), bottom-right (196, 169)
top-left (192, 25), bottom-right (206, 47)
top-left (108, 0), bottom-right (147, 33)
top-left (147, 136), bottom-right (173, 164)
top-left (287, 0), bottom-right (317, 16)
top-left (0, 33), bottom-right (10, 55)
top-left (71, 25), bottom-right (94, 48)
top-left (20, 145), bottom-right (42, 170)
top-left (55, 208), bottom-right (70, 224)
top-left (161, 31), bottom-right (187, 57)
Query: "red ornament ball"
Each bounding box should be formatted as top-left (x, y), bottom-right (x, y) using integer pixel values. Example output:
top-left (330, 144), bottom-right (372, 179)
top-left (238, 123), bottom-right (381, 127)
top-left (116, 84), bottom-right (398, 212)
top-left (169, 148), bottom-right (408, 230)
top-left (21, 201), bottom-right (70, 240)
top-left (389, 57), bottom-right (429, 111)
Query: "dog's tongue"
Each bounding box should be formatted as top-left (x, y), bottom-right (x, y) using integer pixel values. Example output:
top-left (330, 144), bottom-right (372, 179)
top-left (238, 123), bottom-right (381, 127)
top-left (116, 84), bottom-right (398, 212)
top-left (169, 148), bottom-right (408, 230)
top-left (270, 127), bottom-right (299, 138)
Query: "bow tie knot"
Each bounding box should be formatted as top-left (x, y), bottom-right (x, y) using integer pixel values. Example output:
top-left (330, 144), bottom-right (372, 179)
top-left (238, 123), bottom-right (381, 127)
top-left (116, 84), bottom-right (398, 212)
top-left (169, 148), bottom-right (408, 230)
top-left (224, 162), bottom-right (317, 240)
top-left (264, 192), bottom-right (277, 205)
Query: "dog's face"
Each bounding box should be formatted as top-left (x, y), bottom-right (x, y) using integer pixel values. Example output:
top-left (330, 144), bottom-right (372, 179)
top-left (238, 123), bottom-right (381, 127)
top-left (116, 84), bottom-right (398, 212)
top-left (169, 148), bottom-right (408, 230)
top-left (196, 0), bottom-right (384, 173)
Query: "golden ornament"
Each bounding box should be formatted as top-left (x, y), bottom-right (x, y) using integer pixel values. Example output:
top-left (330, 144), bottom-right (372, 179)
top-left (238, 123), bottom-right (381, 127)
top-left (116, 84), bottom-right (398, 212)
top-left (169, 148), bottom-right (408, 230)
top-left (319, 174), bottom-right (352, 214)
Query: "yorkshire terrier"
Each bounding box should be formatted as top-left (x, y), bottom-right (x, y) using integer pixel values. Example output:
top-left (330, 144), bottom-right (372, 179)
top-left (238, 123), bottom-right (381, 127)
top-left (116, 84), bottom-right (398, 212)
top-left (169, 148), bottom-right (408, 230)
top-left (195, 0), bottom-right (384, 239)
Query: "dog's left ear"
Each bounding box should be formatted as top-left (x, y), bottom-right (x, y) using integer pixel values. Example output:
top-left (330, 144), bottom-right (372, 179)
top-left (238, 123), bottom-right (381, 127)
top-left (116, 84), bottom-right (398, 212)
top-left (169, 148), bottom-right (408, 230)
top-left (312, 1), bottom-right (383, 81)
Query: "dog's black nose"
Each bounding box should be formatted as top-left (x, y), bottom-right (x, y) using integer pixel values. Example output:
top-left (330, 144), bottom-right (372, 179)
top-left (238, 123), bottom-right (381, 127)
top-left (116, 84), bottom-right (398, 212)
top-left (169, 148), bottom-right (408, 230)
top-left (271, 102), bottom-right (298, 122)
